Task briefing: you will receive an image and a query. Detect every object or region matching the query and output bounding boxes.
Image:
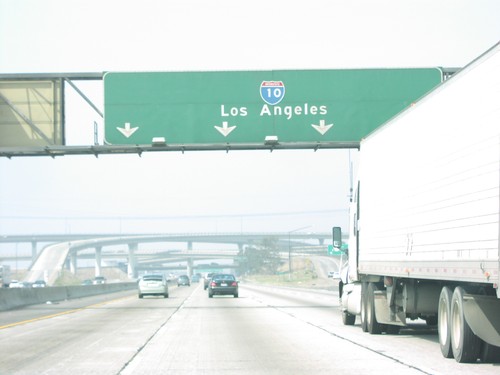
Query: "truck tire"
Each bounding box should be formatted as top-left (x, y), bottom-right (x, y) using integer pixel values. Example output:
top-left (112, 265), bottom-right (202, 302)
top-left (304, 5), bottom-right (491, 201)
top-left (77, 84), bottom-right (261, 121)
top-left (451, 287), bottom-right (481, 363)
top-left (385, 324), bottom-right (400, 335)
top-left (360, 283), bottom-right (368, 332)
top-left (438, 286), bottom-right (453, 358)
top-left (342, 309), bottom-right (356, 325)
top-left (366, 283), bottom-right (383, 334)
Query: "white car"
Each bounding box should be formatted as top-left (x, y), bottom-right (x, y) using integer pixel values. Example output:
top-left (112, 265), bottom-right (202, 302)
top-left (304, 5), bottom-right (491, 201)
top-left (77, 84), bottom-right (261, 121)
top-left (138, 274), bottom-right (169, 298)
top-left (9, 280), bottom-right (24, 288)
top-left (32, 280), bottom-right (47, 288)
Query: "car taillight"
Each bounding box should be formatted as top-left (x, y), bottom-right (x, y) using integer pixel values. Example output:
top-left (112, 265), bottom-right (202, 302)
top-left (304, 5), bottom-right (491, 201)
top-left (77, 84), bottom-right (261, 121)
top-left (231, 282), bottom-right (237, 286)
top-left (210, 281), bottom-right (216, 287)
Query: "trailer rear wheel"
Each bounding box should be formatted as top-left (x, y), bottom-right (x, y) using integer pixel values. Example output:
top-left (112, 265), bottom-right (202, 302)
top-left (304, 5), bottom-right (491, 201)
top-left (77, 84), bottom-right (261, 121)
top-left (451, 286), bottom-right (481, 363)
top-left (366, 283), bottom-right (383, 334)
top-left (438, 286), bottom-right (453, 358)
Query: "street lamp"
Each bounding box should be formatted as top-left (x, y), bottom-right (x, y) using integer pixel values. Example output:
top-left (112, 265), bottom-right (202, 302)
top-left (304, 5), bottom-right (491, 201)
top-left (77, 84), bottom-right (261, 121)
top-left (288, 226), bottom-right (311, 281)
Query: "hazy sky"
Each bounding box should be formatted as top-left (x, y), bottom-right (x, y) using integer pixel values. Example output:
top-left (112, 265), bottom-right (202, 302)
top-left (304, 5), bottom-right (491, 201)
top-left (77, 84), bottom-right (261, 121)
top-left (1, 0), bottom-right (499, 236)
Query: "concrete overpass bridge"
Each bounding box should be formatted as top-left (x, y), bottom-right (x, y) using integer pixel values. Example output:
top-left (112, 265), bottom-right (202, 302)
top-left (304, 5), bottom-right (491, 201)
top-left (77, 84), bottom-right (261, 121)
top-left (0, 232), bottom-right (339, 285)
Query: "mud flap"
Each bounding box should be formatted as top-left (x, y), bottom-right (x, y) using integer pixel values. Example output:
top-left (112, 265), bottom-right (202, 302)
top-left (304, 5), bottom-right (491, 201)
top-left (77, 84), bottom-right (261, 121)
top-left (463, 294), bottom-right (500, 347)
top-left (373, 290), bottom-right (406, 326)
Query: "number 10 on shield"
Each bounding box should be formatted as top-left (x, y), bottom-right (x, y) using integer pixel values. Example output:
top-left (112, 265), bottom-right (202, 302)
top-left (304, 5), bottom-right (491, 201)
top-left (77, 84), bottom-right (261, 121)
top-left (260, 81), bottom-right (285, 105)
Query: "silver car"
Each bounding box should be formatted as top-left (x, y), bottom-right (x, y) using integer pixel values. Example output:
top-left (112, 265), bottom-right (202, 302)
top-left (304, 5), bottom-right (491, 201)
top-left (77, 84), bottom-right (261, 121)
top-left (138, 274), bottom-right (169, 298)
top-left (32, 280), bottom-right (47, 288)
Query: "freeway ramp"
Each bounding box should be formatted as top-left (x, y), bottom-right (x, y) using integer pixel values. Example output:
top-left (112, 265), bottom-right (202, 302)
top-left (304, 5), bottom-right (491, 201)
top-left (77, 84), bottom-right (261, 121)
top-left (25, 242), bottom-right (71, 285)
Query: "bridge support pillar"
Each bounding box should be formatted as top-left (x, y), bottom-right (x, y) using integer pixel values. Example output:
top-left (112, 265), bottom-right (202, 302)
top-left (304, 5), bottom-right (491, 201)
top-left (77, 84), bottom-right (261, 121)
top-left (128, 243), bottom-right (138, 279)
top-left (95, 246), bottom-right (102, 277)
top-left (31, 241), bottom-right (37, 261)
top-left (186, 242), bottom-right (193, 277)
top-left (69, 251), bottom-right (77, 274)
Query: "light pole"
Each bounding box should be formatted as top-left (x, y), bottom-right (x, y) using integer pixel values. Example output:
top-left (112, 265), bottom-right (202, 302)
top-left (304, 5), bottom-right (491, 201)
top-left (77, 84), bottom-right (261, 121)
top-left (288, 226), bottom-right (311, 281)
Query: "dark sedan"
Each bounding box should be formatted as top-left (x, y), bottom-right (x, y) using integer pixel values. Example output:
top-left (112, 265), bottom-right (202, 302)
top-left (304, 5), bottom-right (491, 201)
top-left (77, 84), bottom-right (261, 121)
top-left (177, 275), bottom-right (190, 286)
top-left (208, 274), bottom-right (238, 298)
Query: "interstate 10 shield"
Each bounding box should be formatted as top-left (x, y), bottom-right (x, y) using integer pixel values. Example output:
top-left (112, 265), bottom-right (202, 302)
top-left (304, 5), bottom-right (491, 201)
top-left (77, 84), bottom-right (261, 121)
top-left (260, 81), bottom-right (285, 105)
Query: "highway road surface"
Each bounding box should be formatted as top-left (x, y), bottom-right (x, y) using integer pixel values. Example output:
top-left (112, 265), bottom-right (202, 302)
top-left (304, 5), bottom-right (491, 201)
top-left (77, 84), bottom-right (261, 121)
top-left (0, 282), bottom-right (498, 374)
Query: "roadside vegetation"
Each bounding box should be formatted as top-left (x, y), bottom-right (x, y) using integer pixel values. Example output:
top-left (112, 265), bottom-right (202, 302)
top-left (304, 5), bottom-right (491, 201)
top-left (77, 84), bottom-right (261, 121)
top-left (246, 257), bottom-right (320, 288)
top-left (238, 237), bottom-right (332, 289)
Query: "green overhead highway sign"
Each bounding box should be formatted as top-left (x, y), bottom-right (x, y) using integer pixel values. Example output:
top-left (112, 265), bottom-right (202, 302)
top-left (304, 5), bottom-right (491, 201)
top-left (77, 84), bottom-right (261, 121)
top-left (104, 69), bottom-right (442, 147)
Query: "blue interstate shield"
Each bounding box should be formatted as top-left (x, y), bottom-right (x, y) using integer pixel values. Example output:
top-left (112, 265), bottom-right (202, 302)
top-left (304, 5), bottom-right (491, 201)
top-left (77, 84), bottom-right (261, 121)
top-left (260, 81), bottom-right (285, 105)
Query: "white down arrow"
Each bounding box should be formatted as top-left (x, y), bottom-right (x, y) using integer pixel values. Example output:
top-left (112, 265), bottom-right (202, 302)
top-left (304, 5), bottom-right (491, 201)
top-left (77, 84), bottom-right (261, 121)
top-left (116, 122), bottom-right (139, 138)
top-left (311, 119), bottom-right (333, 135)
top-left (214, 121), bottom-right (237, 137)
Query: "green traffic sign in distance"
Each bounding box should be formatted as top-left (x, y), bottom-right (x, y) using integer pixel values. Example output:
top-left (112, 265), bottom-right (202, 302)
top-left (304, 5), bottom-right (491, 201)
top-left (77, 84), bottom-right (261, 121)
top-left (328, 244), bottom-right (347, 255)
top-left (104, 69), bottom-right (442, 146)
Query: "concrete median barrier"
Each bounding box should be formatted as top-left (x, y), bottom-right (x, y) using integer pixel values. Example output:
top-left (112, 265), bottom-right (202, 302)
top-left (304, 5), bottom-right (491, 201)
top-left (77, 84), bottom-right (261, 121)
top-left (0, 282), bottom-right (137, 311)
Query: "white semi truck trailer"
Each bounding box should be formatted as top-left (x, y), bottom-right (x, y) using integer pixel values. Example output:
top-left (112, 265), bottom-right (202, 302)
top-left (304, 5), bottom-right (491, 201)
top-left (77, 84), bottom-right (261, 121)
top-left (333, 42), bottom-right (500, 363)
